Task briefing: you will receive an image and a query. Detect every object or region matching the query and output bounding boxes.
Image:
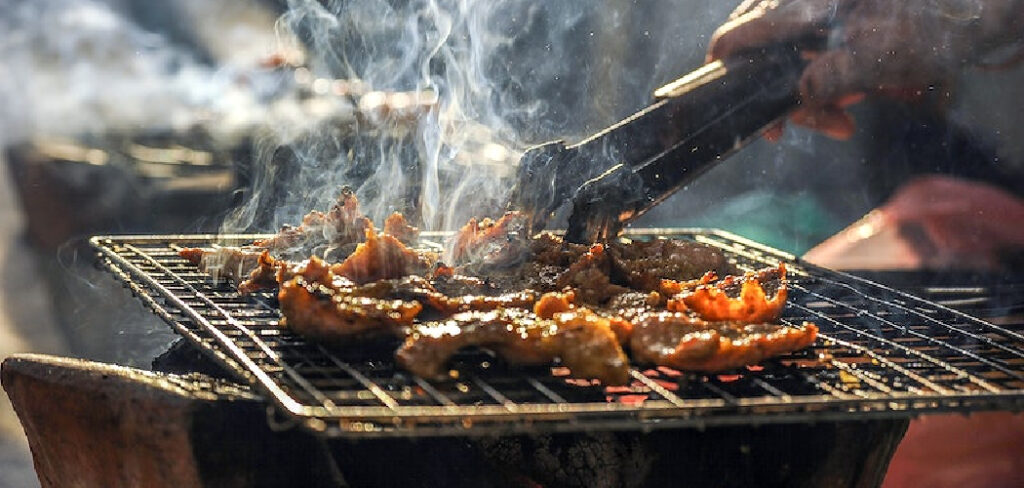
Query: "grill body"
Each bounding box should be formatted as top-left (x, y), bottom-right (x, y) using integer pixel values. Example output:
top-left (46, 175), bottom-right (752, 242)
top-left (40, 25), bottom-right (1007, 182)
top-left (92, 229), bottom-right (1024, 437)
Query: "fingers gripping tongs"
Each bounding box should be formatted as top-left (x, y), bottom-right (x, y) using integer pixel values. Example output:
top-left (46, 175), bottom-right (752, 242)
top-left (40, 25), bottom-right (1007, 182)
top-left (506, 42), bottom-right (813, 244)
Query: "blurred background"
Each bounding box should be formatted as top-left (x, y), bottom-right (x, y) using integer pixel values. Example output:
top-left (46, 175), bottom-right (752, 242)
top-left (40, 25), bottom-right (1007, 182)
top-left (1, 0), bottom-right (1023, 486)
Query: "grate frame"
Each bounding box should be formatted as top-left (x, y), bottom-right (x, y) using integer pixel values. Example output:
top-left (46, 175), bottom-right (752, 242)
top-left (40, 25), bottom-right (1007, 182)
top-left (91, 229), bottom-right (1024, 437)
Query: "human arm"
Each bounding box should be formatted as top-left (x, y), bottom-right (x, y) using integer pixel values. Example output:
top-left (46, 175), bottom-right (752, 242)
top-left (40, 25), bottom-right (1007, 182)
top-left (708, 0), bottom-right (1024, 140)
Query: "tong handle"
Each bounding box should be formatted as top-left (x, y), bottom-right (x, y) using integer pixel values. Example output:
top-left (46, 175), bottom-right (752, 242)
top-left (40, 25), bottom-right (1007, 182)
top-left (564, 43), bottom-right (809, 243)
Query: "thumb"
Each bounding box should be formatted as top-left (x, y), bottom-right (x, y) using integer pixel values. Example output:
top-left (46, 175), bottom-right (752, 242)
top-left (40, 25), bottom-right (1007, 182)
top-left (708, 0), bottom-right (845, 62)
top-left (799, 49), bottom-right (869, 105)
top-left (709, 14), bottom-right (821, 62)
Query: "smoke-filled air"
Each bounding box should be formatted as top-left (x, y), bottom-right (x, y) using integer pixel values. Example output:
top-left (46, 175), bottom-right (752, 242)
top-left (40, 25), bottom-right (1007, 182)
top-left (224, 0), bottom-right (608, 234)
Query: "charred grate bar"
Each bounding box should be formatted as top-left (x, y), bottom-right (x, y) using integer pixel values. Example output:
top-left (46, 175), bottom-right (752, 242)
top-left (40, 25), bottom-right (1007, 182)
top-left (91, 230), bottom-right (1024, 437)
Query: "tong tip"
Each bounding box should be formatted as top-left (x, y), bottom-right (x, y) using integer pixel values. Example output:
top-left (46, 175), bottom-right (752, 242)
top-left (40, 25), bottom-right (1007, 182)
top-left (505, 140), bottom-right (572, 235)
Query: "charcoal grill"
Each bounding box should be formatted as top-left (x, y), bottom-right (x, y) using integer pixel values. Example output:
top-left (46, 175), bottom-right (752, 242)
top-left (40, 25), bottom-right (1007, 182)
top-left (91, 229), bottom-right (1024, 437)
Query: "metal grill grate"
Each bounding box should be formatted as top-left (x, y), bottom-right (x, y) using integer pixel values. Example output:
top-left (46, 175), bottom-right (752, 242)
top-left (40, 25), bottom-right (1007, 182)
top-left (92, 230), bottom-right (1024, 437)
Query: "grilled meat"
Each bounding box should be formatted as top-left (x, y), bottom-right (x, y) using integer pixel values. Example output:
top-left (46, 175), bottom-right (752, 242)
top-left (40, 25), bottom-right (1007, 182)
top-left (279, 256), bottom-right (538, 342)
top-left (535, 290), bottom-right (637, 344)
top-left (546, 238), bottom-right (732, 305)
top-left (598, 292), bottom-right (662, 342)
top-left (184, 207), bottom-right (818, 382)
top-left (334, 224), bottom-right (435, 284)
top-left (447, 212), bottom-right (529, 266)
top-left (179, 189), bottom-right (420, 293)
top-left (659, 271), bottom-right (718, 297)
top-left (555, 244), bottom-right (630, 305)
top-left (630, 312), bottom-right (818, 371)
top-left (530, 232), bottom-right (589, 267)
top-left (382, 212), bottom-right (420, 245)
top-left (179, 246), bottom-right (264, 284)
top-left (667, 264), bottom-right (787, 323)
top-left (607, 239), bottom-right (733, 292)
top-left (254, 187), bottom-right (374, 260)
top-left (279, 279), bottom-right (421, 342)
top-left (238, 251), bottom-right (283, 294)
top-left (397, 308), bottom-right (631, 386)
top-left (349, 276), bottom-right (536, 317)
top-left (533, 290), bottom-right (576, 319)
top-left (197, 187), bottom-right (413, 262)
top-left (431, 271), bottom-right (497, 296)
top-left (279, 278), bottom-right (423, 343)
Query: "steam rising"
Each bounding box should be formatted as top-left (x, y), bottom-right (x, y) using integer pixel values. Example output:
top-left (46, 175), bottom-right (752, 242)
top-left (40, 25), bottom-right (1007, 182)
top-left (2, 0), bottom-right (745, 236)
top-left (225, 1), bottom-right (602, 233)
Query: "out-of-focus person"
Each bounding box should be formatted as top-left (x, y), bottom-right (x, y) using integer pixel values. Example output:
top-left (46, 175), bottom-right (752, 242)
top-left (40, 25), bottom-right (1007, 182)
top-left (708, 1), bottom-right (1024, 487)
top-left (707, 0), bottom-right (1024, 269)
top-left (709, 0), bottom-right (1024, 142)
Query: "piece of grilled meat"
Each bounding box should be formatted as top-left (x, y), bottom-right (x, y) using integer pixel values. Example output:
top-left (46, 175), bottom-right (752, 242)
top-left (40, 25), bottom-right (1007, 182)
top-left (180, 187), bottom-right (422, 293)
top-left (179, 246), bottom-right (264, 285)
top-left (333, 224), bottom-right (434, 284)
top-left (607, 238), bottom-right (733, 292)
top-left (397, 308), bottom-right (631, 386)
top-left (447, 212), bottom-right (530, 267)
top-left (630, 312), bottom-right (818, 371)
top-left (278, 256), bottom-right (539, 341)
top-left (666, 264), bottom-right (787, 323)
top-left (181, 217), bottom-right (430, 294)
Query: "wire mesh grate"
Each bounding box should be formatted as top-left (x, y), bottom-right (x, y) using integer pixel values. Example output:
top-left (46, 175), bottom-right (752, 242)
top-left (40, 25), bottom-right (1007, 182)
top-left (92, 230), bottom-right (1024, 437)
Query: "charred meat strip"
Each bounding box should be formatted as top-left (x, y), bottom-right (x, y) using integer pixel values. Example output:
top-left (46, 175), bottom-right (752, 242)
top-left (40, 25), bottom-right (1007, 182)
top-left (535, 291), bottom-right (636, 344)
top-left (179, 190), bottom-right (419, 293)
top-left (331, 224), bottom-right (434, 284)
top-left (179, 246), bottom-right (295, 295)
top-left (396, 308), bottom-right (630, 385)
top-left (607, 239), bottom-right (733, 291)
top-left (279, 276), bottom-right (423, 343)
top-left (179, 246), bottom-right (264, 285)
top-left (382, 212), bottom-right (420, 245)
top-left (277, 256), bottom-right (538, 343)
top-left (448, 212), bottom-right (529, 266)
top-left (179, 225), bottom-right (422, 295)
top-left (630, 312), bottom-right (817, 372)
top-left (533, 290), bottom-right (576, 319)
top-left (659, 271), bottom-right (718, 297)
top-left (530, 232), bottom-right (589, 267)
top-left (555, 244), bottom-right (630, 305)
top-left (501, 237), bottom-right (732, 306)
top-left (254, 187), bottom-right (373, 259)
top-left (347, 275), bottom-right (536, 317)
top-left (278, 257), bottom-right (420, 341)
top-left (667, 264), bottom-right (788, 323)
top-left (238, 251), bottom-right (283, 294)
top-left (431, 271), bottom-right (497, 296)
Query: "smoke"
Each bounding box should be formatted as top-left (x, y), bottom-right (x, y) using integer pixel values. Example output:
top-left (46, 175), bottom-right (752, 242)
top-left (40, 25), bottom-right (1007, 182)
top-left (0, 1), bottom-right (195, 143)
top-left (223, 0), bottom-right (612, 233)
top-left (0, 0), bottom-right (744, 236)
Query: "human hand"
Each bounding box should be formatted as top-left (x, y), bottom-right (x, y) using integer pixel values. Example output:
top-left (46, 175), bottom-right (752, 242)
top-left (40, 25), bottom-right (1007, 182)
top-left (803, 176), bottom-right (1024, 270)
top-left (708, 0), bottom-right (1023, 141)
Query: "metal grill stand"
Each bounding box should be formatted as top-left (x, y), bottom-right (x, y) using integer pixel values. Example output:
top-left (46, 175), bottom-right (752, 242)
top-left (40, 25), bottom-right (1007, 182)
top-left (91, 230), bottom-right (1024, 437)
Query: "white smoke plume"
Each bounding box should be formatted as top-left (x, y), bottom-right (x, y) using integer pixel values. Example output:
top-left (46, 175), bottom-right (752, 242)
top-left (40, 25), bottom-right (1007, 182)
top-left (225, 0), bottom-right (612, 233)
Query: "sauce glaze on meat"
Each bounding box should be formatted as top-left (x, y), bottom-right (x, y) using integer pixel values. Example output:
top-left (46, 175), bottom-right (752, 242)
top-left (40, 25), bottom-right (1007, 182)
top-left (180, 192), bottom-right (816, 386)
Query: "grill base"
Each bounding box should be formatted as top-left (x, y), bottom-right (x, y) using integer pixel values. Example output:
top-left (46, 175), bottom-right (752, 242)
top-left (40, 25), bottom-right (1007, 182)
top-left (4, 353), bottom-right (907, 488)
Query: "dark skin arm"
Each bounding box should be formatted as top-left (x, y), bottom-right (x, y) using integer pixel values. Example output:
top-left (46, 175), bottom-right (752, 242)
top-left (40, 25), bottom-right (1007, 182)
top-left (708, 0), bottom-right (1024, 140)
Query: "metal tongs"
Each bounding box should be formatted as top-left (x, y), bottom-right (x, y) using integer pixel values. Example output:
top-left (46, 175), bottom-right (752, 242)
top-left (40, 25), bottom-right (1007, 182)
top-left (506, 41), bottom-right (815, 243)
